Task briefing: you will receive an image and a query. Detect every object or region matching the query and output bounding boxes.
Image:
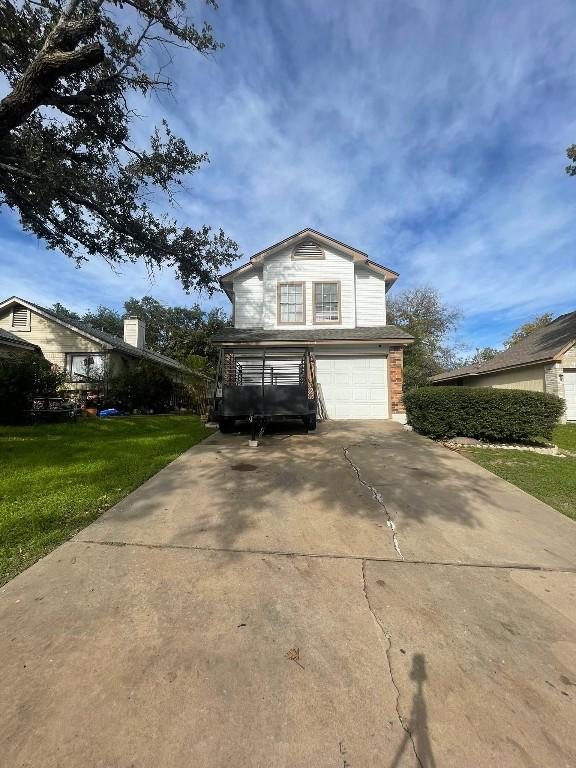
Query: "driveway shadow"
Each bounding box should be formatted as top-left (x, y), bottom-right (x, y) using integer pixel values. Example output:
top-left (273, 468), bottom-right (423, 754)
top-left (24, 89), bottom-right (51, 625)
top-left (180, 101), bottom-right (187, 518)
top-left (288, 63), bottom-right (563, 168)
top-left (81, 419), bottom-right (576, 568)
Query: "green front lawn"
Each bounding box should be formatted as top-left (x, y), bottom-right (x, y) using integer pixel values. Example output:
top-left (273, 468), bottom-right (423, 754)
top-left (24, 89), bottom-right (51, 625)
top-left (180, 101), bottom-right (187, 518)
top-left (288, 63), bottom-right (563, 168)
top-left (554, 424), bottom-right (576, 452)
top-left (0, 416), bottom-right (213, 585)
top-left (462, 425), bottom-right (576, 521)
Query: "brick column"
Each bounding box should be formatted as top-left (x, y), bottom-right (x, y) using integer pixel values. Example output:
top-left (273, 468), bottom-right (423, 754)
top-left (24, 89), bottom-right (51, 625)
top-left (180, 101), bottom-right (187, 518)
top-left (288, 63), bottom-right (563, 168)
top-left (388, 346), bottom-right (406, 423)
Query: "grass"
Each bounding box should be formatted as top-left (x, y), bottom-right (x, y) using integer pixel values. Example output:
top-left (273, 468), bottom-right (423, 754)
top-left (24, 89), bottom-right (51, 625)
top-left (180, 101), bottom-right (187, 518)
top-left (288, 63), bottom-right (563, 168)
top-left (0, 415), bottom-right (214, 585)
top-left (462, 425), bottom-right (576, 521)
top-left (553, 424), bottom-right (576, 452)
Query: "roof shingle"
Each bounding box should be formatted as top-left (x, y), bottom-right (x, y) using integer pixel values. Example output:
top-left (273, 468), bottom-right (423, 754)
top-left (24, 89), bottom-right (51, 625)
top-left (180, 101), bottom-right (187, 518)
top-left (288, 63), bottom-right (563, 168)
top-left (2, 298), bottom-right (189, 372)
top-left (431, 310), bottom-right (576, 382)
top-left (212, 325), bottom-right (414, 344)
top-left (0, 327), bottom-right (40, 351)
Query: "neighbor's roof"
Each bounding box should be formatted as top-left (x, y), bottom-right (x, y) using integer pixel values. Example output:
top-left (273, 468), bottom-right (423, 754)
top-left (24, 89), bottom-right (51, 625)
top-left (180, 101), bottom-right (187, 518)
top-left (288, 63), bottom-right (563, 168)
top-left (0, 327), bottom-right (41, 352)
top-left (219, 228), bottom-right (400, 294)
top-left (431, 310), bottom-right (576, 383)
top-left (0, 297), bottom-right (190, 373)
top-left (212, 325), bottom-right (414, 345)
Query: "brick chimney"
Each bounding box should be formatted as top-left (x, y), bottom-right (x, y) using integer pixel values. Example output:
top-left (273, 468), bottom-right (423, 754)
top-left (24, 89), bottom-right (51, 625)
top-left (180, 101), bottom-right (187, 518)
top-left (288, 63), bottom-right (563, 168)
top-left (123, 317), bottom-right (146, 349)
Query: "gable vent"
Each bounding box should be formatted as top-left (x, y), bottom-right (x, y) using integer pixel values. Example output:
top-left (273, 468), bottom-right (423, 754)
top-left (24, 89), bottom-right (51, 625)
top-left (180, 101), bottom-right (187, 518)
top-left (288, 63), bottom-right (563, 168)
top-left (293, 238), bottom-right (324, 259)
top-left (12, 305), bottom-right (30, 329)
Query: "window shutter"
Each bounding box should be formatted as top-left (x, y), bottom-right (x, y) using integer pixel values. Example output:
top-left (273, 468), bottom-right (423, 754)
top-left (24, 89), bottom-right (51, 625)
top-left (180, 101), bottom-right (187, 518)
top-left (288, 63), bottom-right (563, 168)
top-left (12, 306), bottom-right (29, 329)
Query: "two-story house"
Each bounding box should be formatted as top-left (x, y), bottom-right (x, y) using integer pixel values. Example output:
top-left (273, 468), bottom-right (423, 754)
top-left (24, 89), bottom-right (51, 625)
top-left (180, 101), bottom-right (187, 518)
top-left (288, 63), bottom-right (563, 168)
top-left (213, 229), bottom-right (413, 421)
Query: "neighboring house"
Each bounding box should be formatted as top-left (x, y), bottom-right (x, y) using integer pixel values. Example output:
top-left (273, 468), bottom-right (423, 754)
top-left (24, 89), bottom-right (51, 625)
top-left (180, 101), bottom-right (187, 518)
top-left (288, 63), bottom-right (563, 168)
top-left (430, 310), bottom-right (576, 422)
top-left (0, 327), bottom-right (42, 359)
top-left (0, 297), bottom-right (189, 394)
top-left (212, 228), bottom-right (413, 421)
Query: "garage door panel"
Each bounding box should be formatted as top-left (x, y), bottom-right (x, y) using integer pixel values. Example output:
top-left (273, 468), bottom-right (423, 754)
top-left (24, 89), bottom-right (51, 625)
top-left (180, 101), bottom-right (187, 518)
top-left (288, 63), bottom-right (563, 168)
top-left (369, 358), bottom-right (387, 370)
top-left (368, 390), bottom-right (388, 403)
top-left (316, 355), bottom-right (389, 420)
top-left (334, 373), bottom-right (353, 385)
top-left (354, 372), bottom-right (385, 385)
top-left (334, 388), bottom-right (355, 402)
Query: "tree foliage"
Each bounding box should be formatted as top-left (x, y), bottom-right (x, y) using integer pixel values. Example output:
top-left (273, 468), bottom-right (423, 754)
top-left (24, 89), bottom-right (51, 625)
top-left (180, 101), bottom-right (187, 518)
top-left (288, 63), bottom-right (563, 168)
top-left (387, 286), bottom-right (462, 390)
top-left (459, 346), bottom-right (500, 367)
top-left (109, 359), bottom-right (173, 411)
top-left (0, 0), bottom-right (238, 291)
top-left (50, 294), bottom-right (230, 368)
top-left (0, 352), bottom-right (66, 424)
top-left (503, 312), bottom-right (553, 348)
top-left (566, 145), bottom-right (576, 176)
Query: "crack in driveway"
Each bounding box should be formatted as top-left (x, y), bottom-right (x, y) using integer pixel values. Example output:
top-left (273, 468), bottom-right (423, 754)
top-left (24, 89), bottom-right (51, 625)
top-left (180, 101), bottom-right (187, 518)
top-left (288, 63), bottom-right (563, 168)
top-left (77, 539), bottom-right (576, 573)
top-left (361, 559), bottom-right (423, 768)
top-left (344, 446), bottom-right (404, 559)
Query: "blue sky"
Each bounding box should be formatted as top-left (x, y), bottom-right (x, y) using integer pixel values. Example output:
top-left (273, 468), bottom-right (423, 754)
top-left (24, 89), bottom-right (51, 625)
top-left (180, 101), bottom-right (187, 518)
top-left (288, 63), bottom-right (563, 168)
top-left (1, 0), bottom-right (575, 351)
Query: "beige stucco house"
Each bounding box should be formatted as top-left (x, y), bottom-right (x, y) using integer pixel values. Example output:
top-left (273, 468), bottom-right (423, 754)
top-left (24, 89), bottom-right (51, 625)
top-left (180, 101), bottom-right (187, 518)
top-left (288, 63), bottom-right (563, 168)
top-left (430, 310), bottom-right (576, 422)
top-left (0, 297), bottom-right (189, 393)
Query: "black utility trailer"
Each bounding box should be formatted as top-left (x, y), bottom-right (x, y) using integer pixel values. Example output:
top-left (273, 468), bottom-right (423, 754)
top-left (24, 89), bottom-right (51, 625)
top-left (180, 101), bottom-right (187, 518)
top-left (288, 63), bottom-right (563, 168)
top-left (214, 348), bottom-right (317, 433)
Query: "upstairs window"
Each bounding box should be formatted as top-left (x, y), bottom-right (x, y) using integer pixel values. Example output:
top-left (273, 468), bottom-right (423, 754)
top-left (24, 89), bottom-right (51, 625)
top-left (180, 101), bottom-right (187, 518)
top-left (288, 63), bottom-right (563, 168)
top-left (277, 282), bottom-right (305, 324)
top-left (314, 282), bottom-right (340, 323)
top-left (292, 238), bottom-right (324, 259)
top-left (12, 305), bottom-right (30, 331)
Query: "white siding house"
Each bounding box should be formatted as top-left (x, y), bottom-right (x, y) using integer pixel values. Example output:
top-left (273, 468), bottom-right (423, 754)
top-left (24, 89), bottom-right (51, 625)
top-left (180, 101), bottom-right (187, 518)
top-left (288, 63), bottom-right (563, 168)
top-left (213, 229), bottom-right (412, 421)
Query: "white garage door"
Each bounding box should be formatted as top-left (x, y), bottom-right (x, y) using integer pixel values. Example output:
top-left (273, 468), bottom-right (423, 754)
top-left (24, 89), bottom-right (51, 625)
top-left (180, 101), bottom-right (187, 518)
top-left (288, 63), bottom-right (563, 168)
top-left (316, 356), bottom-right (389, 419)
top-left (564, 370), bottom-right (576, 421)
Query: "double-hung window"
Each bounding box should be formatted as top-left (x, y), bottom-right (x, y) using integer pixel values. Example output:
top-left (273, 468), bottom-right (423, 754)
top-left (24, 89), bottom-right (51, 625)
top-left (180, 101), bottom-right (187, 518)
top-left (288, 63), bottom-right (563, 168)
top-left (277, 282), bottom-right (305, 324)
top-left (313, 282), bottom-right (340, 323)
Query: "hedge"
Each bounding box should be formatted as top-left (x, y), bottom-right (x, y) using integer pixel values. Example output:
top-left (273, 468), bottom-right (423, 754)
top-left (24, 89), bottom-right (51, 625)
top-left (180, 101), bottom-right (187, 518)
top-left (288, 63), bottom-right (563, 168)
top-left (0, 353), bottom-right (66, 425)
top-left (404, 386), bottom-right (565, 442)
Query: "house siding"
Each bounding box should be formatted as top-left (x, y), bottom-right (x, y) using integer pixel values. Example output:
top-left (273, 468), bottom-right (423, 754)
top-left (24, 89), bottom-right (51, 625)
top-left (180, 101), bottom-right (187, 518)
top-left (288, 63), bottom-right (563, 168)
top-left (0, 308), bottom-right (107, 370)
top-left (562, 343), bottom-right (576, 367)
top-left (260, 245), bottom-right (356, 329)
top-left (354, 267), bottom-right (387, 326)
top-left (467, 365), bottom-right (545, 392)
top-left (233, 271), bottom-right (264, 329)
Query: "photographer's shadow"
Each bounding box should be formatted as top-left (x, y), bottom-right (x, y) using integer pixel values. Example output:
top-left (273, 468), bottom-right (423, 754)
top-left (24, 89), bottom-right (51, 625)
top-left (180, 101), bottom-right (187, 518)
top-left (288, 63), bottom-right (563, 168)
top-left (390, 654), bottom-right (436, 768)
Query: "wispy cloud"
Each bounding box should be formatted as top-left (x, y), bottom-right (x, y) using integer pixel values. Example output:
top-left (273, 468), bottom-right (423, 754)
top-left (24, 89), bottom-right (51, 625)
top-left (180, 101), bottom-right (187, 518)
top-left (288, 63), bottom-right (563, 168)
top-left (1, 0), bottom-right (575, 345)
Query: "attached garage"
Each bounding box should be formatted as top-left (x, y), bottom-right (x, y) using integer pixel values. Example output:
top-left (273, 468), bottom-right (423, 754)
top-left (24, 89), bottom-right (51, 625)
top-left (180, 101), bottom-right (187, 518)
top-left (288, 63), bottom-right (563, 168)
top-left (564, 370), bottom-right (576, 422)
top-left (316, 356), bottom-right (389, 419)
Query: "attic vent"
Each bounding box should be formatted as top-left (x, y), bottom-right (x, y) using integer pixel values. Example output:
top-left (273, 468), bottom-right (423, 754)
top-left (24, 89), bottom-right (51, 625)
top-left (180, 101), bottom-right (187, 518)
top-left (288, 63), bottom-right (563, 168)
top-left (292, 238), bottom-right (324, 259)
top-left (12, 305), bottom-right (30, 330)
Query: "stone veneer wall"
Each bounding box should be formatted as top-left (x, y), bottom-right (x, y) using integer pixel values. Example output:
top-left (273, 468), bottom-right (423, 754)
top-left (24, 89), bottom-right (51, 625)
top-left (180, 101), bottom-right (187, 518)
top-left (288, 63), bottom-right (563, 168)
top-left (544, 362), bottom-right (566, 423)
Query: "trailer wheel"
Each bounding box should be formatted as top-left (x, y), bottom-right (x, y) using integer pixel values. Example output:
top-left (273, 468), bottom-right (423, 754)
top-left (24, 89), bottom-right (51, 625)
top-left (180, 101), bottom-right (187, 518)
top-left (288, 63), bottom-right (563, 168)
top-left (305, 415), bottom-right (317, 432)
top-left (219, 417), bottom-right (236, 433)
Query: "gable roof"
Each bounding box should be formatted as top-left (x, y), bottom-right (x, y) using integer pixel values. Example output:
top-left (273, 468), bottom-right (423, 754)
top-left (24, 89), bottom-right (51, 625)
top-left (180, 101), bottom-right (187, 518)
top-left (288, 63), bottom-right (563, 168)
top-left (431, 310), bottom-right (576, 383)
top-left (0, 297), bottom-right (190, 373)
top-left (0, 327), bottom-right (41, 353)
top-left (219, 228), bottom-right (400, 295)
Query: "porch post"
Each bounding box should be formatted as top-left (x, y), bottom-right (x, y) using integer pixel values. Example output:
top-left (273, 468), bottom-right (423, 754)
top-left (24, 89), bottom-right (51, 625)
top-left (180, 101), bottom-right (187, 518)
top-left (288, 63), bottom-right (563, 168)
top-left (388, 346), bottom-right (406, 423)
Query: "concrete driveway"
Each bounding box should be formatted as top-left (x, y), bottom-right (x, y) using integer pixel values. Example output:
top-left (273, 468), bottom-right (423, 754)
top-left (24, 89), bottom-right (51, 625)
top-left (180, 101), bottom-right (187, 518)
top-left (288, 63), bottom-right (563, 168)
top-left (1, 421), bottom-right (575, 767)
